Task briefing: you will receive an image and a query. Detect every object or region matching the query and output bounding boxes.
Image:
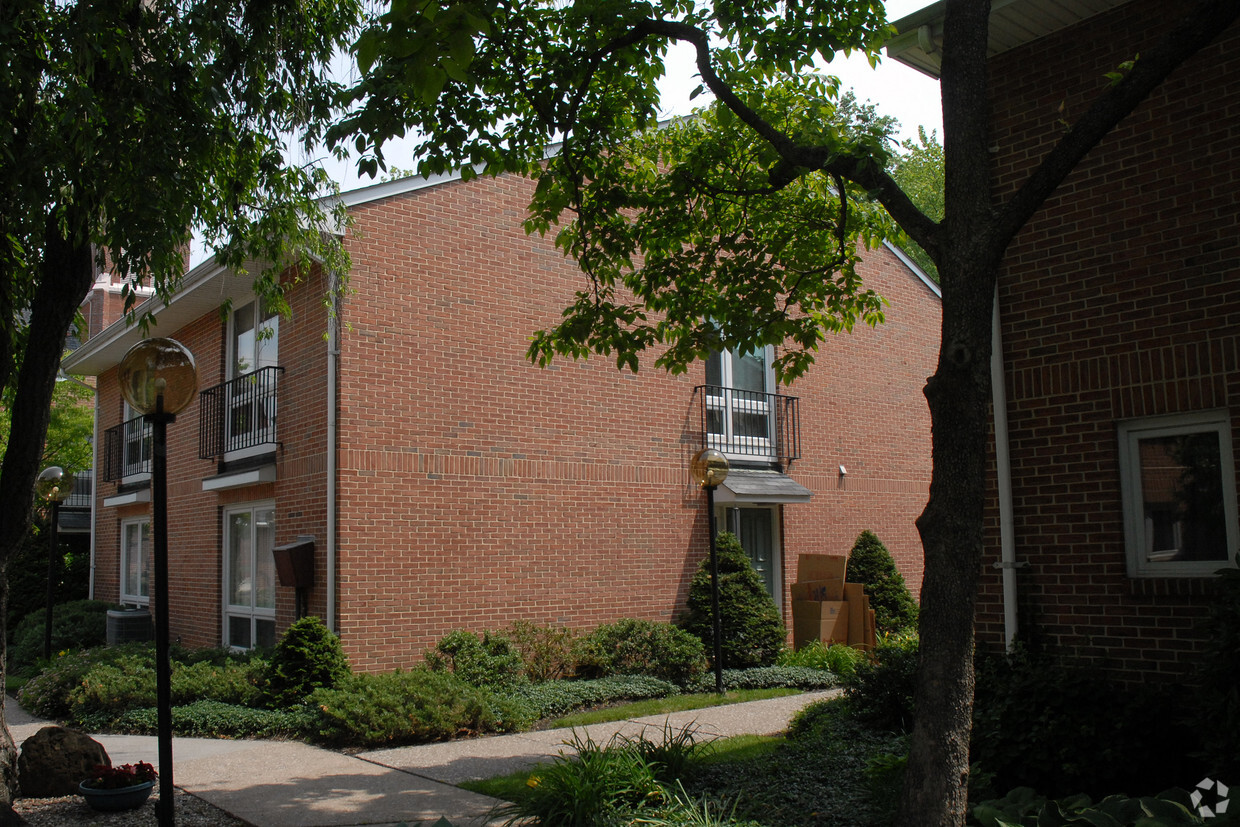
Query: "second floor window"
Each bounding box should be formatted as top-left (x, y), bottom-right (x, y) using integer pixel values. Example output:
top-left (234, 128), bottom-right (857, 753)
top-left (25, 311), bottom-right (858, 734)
top-left (705, 347), bottom-right (775, 456)
top-left (232, 301), bottom-right (279, 378)
top-left (122, 402), bottom-right (152, 476)
top-left (228, 301), bottom-right (279, 448)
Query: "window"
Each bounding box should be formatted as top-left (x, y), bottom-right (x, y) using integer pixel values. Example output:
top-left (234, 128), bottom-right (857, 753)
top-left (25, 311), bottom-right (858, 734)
top-left (122, 402), bottom-right (152, 477)
top-left (720, 505), bottom-right (782, 604)
top-left (120, 519), bottom-right (151, 604)
top-left (1118, 410), bottom-right (1239, 577)
top-left (227, 301), bottom-right (279, 452)
top-left (223, 503), bottom-right (277, 649)
top-left (705, 346), bottom-right (776, 458)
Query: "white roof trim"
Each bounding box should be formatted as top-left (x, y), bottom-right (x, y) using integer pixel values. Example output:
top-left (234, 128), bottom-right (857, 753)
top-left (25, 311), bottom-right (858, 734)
top-left (882, 240), bottom-right (942, 298)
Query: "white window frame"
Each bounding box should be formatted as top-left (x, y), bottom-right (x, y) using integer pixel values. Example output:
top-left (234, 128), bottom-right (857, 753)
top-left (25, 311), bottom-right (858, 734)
top-left (120, 402), bottom-right (152, 484)
top-left (715, 503), bottom-right (783, 610)
top-left (224, 301), bottom-right (279, 459)
top-left (1117, 409), bottom-right (1239, 578)
top-left (222, 501), bottom-right (278, 650)
top-left (705, 346), bottom-right (777, 460)
top-left (120, 518), bottom-right (151, 606)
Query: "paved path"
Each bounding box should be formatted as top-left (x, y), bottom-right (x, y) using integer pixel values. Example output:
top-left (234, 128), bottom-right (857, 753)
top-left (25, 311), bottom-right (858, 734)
top-left (8, 689), bottom-right (840, 827)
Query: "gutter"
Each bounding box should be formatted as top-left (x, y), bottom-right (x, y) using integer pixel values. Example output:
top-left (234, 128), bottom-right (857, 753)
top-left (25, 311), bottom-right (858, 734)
top-left (990, 288), bottom-right (1020, 649)
top-left (326, 270), bottom-right (341, 634)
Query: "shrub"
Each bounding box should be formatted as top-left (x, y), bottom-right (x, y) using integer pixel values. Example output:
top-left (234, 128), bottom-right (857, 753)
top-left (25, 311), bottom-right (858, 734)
top-left (686, 666), bottom-right (838, 693)
top-left (17, 642), bottom-right (152, 719)
top-left (576, 619), bottom-right (707, 684)
top-left (8, 599), bottom-right (111, 678)
top-left (263, 616), bottom-right (350, 707)
top-left (99, 700), bottom-right (314, 739)
top-left (425, 629), bottom-right (527, 691)
top-left (508, 620), bottom-right (577, 682)
top-left (67, 653), bottom-right (156, 718)
top-left (841, 637), bottom-right (919, 733)
top-left (1190, 560), bottom-right (1240, 781)
top-left (777, 640), bottom-right (867, 677)
top-left (513, 675), bottom-right (680, 719)
top-left (680, 532), bottom-right (785, 669)
top-left (310, 669), bottom-right (531, 747)
top-left (845, 531), bottom-right (919, 634)
top-left (973, 787), bottom-right (1205, 827)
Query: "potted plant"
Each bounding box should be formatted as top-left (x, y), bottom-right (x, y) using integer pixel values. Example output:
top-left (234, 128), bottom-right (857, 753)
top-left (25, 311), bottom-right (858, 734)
top-left (79, 761), bottom-right (158, 811)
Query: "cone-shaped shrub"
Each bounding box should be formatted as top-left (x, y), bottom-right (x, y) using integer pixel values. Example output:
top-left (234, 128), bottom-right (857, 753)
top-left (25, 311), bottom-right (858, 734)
top-left (680, 531), bottom-right (785, 668)
top-left (264, 616), bottom-right (350, 707)
top-left (845, 530), bottom-right (918, 634)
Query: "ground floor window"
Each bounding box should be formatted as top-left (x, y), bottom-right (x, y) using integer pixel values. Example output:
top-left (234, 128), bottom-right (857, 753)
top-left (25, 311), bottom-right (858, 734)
top-left (223, 503), bottom-right (276, 649)
top-left (719, 505), bottom-right (781, 603)
top-left (1117, 409), bottom-right (1239, 577)
top-left (120, 518), bottom-right (151, 605)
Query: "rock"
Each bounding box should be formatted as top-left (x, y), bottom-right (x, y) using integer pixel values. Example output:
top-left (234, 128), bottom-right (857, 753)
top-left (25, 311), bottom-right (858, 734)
top-left (17, 726), bottom-right (110, 798)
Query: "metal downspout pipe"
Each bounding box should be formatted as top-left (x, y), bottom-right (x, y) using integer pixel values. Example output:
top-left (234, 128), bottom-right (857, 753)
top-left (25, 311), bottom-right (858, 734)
top-left (326, 271), bottom-right (340, 634)
top-left (990, 288), bottom-right (1019, 650)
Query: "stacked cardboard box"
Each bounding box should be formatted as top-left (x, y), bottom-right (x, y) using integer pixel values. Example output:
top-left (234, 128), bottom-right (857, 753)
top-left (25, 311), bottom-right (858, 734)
top-left (790, 554), bottom-right (877, 650)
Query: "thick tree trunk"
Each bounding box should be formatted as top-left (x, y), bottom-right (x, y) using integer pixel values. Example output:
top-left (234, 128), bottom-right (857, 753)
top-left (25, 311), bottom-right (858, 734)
top-left (0, 212), bottom-right (94, 801)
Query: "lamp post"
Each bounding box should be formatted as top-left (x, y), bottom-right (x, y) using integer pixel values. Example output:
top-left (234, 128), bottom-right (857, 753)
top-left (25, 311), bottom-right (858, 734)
top-left (690, 447), bottom-right (730, 694)
top-left (118, 338), bottom-right (196, 827)
top-left (35, 467), bottom-right (75, 661)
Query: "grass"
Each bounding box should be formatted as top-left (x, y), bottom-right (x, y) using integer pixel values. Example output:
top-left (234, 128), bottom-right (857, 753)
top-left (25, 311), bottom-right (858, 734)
top-left (546, 687), bottom-right (802, 728)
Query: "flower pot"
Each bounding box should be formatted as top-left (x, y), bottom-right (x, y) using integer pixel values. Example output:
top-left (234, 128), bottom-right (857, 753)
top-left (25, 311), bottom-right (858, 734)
top-left (78, 779), bottom-right (155, 811)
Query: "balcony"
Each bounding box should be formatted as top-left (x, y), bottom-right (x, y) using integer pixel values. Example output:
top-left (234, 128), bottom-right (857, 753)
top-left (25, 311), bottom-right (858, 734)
top-left (103, 415), bottom-right (152, 481)
top-left (697, 385), bottom-right (801, 465)
top-left (199, 366), bottom-right (284, 460)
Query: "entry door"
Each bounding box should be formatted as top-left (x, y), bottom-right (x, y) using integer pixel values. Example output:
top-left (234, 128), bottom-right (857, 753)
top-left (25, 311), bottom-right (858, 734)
top-left (722, 506), bottom-right (779, 602)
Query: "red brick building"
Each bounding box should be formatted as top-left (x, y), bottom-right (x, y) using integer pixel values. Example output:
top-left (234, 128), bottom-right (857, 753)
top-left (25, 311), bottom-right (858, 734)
top-left (891, 0), bottom-right (1240, 678)
top-left (62, 169), bottom-right (939, 670)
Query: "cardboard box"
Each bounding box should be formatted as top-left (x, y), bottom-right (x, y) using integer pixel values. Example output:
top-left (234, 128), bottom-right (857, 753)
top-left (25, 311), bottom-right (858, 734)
top-left (790, 577), bottom-right (844, 602)
top-left (792, 600), bottom-right (849, 648)
top-left (797, 554), bottom-right (847, 584)
top-left (843, 583), bottom-right (868, 646)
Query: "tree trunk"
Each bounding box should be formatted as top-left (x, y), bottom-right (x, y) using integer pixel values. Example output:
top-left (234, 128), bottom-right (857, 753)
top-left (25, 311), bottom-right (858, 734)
top-left (0, 212), bottom-right (94, 801)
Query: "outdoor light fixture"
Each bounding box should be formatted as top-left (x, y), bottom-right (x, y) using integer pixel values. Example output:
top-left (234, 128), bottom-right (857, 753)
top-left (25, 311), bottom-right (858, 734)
top-left (690, 448), bottom-right (729, 694)
top-left (118, 337), bottom-right (196, 827)
top-left (35, 467), bottom-right (74, 661)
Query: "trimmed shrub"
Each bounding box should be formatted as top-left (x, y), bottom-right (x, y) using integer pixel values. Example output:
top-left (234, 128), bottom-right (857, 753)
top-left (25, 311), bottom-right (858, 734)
top-left (310, 669), bottom-right (531, 746)
top-left (99, 700), bottom-right (314, 739)
top-left (777, 640), bottom-right (867, 677)
top-left (17, 642), bottom-right (153, 719)
top-left (686, 666), bottom-right (838, 693)
top-left (425, 629), bottom-right (527, 691)
top-left (263, 616), bottom-right (350, 707)
top-left (841, 637), bottom-right (919, 733)
top-left (845, 531), bottom-right (918, 634)
top-left (513, 675), bottom-right (680, 719)
top-left (575, 619), bottom-right (707, 685)
top-left (8, 599), bottom-right (111, 678)
top-left (508, 620), bottom-right (577, 682)
top-left (680, 532), bottom-right (785, 669)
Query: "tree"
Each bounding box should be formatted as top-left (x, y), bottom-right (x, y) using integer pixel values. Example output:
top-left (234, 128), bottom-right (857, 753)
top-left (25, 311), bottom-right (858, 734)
top-left (331, 0), bottom-right (1240, 823)
top-left (845, 530), bottom-right (918, 634)
top-left (0, 0), bottom-right (361, 802)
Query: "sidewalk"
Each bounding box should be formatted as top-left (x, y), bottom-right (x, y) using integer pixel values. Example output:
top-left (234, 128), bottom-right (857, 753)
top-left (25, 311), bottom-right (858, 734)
top-left (8, 689), bottom-right (839, 827)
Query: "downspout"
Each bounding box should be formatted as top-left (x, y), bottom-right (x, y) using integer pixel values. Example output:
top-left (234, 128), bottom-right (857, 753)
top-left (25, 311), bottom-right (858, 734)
top-left (990, 288), bottom-right (1019, 650)
top-left (326, 271), bottom-right (340, 634)
top-left (88, 391), bottom-right (101, 600)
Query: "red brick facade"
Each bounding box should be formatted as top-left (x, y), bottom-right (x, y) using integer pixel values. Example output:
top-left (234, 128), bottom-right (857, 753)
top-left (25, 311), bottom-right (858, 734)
top-left (69, 170), bottom-right (939, 671)
top-left (979, 0), bottom-right (1240, 677)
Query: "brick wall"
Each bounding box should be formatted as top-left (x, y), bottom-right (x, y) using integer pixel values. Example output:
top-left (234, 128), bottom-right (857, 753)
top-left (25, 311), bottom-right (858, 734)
top-left (983, 0), bottom-right (1240, 677)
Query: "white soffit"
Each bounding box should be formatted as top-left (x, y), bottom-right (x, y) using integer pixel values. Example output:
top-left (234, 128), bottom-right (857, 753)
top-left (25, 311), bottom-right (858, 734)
top-left (887, 0), bottom-right (1131, 79)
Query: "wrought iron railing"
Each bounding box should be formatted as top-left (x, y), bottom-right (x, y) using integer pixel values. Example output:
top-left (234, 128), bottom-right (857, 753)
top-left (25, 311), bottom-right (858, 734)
top-left (696, 385), bottom-right (801, 465)
top-left (103, 416), bottom-right (152, 481)
top-left (63, 472), bottom-right (93, 508)
top-left (198, 366), bottom-right (284, 459)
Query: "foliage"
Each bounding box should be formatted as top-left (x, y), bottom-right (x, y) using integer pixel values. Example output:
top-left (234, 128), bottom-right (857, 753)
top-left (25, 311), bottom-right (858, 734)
top-left (971, 787), bottom-right (1207, 827)
top-left (1189, 559), bottom-right (1240, 780)
top-left (508, 620), bottom-right (578, 682)
top-left (98, 700), bottom-right (315, 740)
top-left (576, 619), bottom-right (708, 685)
top-left (776, 640), bottom-right (867, 677)
top-left (425, 629), bottom-right (527, 691)
top-left (970, 648), bottom-right (1200, 799)
top-left (841, 638), bottom-right (920, 734)
top-left (680, 532), bottom-right (786, 669)
top-left (845, 530), bottom-right (918, 635)
top-left (0, 379), bottom-right (94, 476)
top-left (16, 642), bottom-right (153, 719)
top-left (512, 675), bottom-right (680, 720)
top-left (8, 599), bottom-right (109, 679)
top-left (309, 669), bottom-right (531, 747)
top-left (83, 761), bottom-right (157, 790)
top-left (263, 616), bottom-right (351, 707)
top-left (888, 128), bottom-right (945, 280)
top-left (685, 666), bottom-right (838, 693)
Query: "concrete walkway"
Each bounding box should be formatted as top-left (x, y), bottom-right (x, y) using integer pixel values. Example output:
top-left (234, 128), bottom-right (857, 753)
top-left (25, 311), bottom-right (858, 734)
top-left (8, 689), bottom-right (839, 827)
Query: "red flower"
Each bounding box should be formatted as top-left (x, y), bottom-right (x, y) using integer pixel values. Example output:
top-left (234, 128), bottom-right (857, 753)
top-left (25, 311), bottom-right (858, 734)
top-left (84, 762), bottom-right (158, 790)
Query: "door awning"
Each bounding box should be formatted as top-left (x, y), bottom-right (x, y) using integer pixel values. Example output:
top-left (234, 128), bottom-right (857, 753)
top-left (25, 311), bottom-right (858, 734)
top-left (715, 469), bottom-right (813, 504)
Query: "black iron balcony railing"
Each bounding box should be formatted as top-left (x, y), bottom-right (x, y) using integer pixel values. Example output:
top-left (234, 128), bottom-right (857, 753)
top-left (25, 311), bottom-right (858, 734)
top-left (199, 366), bottom-right (284, 460)
top-left (103, 416), bottom-right (153, 481)
top-left (63, 472), bottom-right (93, 508)
top-left (696, 385), bottom-right (801, 465)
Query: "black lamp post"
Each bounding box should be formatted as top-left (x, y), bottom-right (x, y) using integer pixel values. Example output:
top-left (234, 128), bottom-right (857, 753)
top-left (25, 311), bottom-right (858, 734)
top-left (690, 447), bottom-right (730, 694)
top-left (118, 338), bottom-right (196, 827)
top-left (35, 466), bottom-right (75, 661)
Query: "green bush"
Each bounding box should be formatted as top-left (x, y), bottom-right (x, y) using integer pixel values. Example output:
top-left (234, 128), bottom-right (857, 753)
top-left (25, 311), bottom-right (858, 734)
top-left (777, 640), bottom-right (867, 677)
top-left (513, 675), bottom-right (680, 719)
top-left (6, 518), bottom-right (91, 641)
top-left (1190, 560), bottom-right (1240, 781)
top-left (17, 642), bottom-right (152, 719)
top-left (310, 669), bottom-right (532, 747)
top-left (8, 599), bottom-right (111, 678)
top-left (425, 629), bottom-right (527, 691)
top-left (509, 620), bottom-right (578, 682)
top-left (263, 616), bottom-right (350, 707)
top-left (841, 638), bottom-right (919, 733)
top-left (97, 700), bottom-right (314, 739)
top-left (845, 531), bottom-right (919, 634)
top-left (972, 787), bottom-right (1206, 827)
top-left (686, 666), bottom-right (838, 693)
top-left (680, 532), bottom-right (785, 669)
top-left (576, 619), bottom-right (708, 685)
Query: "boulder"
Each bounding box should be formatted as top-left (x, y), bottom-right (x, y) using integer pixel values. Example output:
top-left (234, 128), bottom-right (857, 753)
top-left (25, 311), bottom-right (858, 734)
top-left (17, 726), bottom-right (110, 798)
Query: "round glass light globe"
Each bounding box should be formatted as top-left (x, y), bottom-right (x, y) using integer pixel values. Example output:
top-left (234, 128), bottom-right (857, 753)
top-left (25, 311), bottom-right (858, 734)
top-left (35, 466), bottom-right (74, 503)
top-left (118, 338), bottom-right (198, 416)
top-left (690, 448), bottom-right (730, 488)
